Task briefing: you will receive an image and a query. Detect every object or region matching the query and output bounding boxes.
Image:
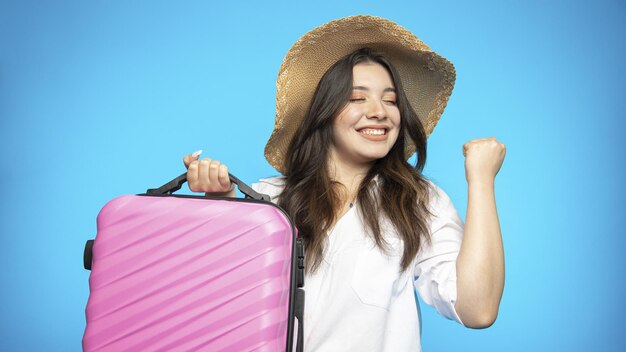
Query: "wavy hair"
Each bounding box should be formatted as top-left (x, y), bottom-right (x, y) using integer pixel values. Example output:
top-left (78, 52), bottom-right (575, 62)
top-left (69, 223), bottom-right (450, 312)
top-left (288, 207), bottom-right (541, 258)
top-left (278, 48), bottom-right (432, 273)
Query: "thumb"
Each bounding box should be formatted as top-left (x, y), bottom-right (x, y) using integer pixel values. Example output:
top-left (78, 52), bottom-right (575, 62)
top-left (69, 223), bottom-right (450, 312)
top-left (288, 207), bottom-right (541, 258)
top-left (183, 149), bottom-right (203, 168)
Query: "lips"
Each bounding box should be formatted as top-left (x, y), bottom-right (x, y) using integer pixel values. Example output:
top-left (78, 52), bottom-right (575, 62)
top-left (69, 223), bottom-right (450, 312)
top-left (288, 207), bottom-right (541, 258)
top-left (359, 128), bottom-right (386, 136)
top-left (355, 126), bottom-right (391, 142)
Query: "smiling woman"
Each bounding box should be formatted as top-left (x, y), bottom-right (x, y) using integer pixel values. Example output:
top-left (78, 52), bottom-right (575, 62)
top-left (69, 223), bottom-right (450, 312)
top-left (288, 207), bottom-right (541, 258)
top-left (183, 15), bottom-right (506, 351)
top-left (330, 62), bottom-right (402, 169)
top-left (277, 47), bottom-right (433, 275)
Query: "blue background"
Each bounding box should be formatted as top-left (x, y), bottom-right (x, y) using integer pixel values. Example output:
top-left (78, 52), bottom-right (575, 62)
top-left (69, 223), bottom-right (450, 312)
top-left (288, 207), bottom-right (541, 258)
top-left (1, 0), bottom-right (625, 350)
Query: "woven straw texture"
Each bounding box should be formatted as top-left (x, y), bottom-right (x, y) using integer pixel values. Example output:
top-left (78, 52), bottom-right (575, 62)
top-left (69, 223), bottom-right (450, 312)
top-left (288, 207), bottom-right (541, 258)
top-left (265, 15), bottom-right (456, 174)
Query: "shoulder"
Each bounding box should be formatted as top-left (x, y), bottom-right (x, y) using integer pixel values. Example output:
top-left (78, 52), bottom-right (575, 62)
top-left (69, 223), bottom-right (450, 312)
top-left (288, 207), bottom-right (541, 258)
top-left (254, 176), bottom-right (286, 189)
top-left (425, 180), bottom-right (453, 210)
top-left (424, 180), bottom-right (462, 226)
top-left (251, 176), bottom-right (286, 203)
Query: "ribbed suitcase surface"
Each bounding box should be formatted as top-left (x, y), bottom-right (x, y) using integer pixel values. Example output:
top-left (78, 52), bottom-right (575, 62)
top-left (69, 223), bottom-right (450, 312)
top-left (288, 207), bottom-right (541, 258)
top-left (84, 194), bottom-right (298, 351)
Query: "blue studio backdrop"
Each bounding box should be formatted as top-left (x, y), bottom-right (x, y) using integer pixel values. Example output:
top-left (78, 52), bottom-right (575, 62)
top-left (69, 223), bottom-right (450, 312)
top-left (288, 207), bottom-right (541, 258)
top-left (1, 0), bottom-right (625, 351)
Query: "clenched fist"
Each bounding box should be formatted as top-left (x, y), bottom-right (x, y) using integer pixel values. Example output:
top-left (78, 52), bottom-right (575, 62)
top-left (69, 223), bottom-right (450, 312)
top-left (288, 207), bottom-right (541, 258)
top-left (462, 137), bottom-right (506, 184)
top-left (183, 150), bottom-right (234, 195)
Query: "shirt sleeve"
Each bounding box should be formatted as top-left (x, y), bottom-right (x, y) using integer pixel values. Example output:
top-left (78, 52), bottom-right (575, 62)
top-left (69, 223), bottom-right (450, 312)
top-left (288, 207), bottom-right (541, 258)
top-left (250, 176), bottom-right (286, 204)
top-left (413, 181), bottom-right (465, 325)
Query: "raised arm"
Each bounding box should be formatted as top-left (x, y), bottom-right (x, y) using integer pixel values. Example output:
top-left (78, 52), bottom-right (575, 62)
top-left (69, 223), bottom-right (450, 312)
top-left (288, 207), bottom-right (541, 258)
top-left (454, 137), bottom-right (506, 328)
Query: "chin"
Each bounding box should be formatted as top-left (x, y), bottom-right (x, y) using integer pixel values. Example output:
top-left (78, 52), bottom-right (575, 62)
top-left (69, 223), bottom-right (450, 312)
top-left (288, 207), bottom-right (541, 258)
top-left (360, 151), bottom-right (392, 163)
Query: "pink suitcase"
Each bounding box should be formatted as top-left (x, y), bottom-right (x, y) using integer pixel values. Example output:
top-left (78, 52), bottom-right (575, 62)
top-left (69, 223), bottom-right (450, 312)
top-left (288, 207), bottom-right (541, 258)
top-left (83, 173), bottom-right (304, 351)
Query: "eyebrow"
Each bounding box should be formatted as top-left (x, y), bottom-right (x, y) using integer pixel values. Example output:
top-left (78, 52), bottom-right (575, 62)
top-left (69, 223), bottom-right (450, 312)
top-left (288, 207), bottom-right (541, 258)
top-left (352, 86), bottom-right (396, 93)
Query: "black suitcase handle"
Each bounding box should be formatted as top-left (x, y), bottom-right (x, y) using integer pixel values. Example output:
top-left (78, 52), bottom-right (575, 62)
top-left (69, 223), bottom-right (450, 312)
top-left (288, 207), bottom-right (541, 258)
top-left (84, 240), bottom-right (94, 270)
top-left (146, 172), bottom-right (271, 202)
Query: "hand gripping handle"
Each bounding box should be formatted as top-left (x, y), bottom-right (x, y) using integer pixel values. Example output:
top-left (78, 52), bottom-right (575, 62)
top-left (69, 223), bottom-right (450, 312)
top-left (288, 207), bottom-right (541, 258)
top-left (146, 172), bottom-right (271, 202)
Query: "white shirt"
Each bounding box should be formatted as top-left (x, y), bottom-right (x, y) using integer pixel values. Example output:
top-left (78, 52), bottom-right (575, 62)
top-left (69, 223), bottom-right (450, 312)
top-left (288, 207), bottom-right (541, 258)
top-left (251, 177), bottom-right (465, 352)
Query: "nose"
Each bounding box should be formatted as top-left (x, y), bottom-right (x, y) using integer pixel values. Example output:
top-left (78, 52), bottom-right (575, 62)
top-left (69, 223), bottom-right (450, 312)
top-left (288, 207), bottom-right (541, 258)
top-left (365, 99), bottom-right (386, 120)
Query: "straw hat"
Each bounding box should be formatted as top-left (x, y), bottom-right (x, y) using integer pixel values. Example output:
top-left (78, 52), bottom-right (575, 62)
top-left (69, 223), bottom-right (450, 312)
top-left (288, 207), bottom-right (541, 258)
top-left (264, 15), bottom-right (456, 174)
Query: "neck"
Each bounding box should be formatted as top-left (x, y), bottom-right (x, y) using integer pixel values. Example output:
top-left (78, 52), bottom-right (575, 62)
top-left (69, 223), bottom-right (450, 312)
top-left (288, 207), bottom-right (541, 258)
top-left (327, 151), bottom-right (373, 201)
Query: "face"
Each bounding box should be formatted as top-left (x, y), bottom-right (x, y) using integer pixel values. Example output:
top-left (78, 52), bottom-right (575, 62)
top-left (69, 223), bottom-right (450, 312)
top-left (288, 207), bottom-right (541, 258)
top-left (329, 62), bottom-right (401, 169)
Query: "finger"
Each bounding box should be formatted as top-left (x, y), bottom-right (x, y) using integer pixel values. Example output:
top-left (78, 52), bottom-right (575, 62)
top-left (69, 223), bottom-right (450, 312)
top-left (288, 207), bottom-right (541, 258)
top-left (218, 164), bottom-right (231, 188)
top-left (187, 160), bottom-right (200, 191)
top-left (183, 150), bottom-right (203, 168)
top-left (208, 160), bottom-right (221, 188)
top-left (470, 137), bottom-right (494, 143)
top-left (198, 158), bottom-right (211, 189)
top-left (487, 137), bottom-right (499, 144)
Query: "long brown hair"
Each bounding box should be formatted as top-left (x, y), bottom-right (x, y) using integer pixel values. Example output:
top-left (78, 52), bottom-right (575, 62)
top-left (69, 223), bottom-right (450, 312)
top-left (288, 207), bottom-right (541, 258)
top-left (278, 48), bottom-right (432, 273)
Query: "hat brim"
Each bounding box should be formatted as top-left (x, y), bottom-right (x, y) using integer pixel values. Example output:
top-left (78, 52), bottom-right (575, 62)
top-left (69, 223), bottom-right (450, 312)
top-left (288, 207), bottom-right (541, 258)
top-left (265, 15), bottom-right (456, 174)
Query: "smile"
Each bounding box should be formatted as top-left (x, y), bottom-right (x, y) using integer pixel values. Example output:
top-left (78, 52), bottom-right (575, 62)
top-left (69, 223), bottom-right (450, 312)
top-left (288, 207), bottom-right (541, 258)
top-left (358, 128), bottom-right (387, 136)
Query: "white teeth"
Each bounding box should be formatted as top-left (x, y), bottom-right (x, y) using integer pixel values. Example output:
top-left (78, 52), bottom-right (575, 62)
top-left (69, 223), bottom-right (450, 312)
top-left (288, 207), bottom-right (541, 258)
top-left (360, 128), bottom-right (385, 136)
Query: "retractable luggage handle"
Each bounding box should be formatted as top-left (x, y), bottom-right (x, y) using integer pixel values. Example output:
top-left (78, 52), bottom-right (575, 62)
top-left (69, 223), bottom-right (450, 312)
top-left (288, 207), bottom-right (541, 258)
top-left (146, 172), bottom-right (271, 202)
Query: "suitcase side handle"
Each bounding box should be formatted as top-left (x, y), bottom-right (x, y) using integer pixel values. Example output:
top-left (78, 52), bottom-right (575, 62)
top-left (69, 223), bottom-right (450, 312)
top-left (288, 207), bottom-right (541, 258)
top-left (84, 239), bottom-right (94, 270)
top-left (146, 172), bottom-right (271, 202)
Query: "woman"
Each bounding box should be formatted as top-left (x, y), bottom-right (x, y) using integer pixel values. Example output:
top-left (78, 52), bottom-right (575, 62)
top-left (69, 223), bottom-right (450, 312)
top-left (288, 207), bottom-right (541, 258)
top-left (184, 15), bottom-right (505, 351)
